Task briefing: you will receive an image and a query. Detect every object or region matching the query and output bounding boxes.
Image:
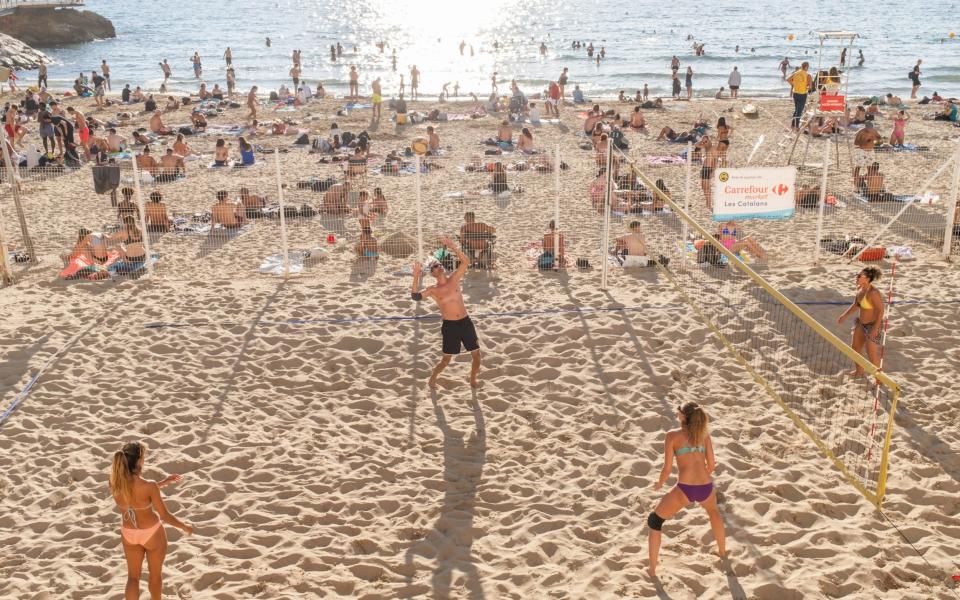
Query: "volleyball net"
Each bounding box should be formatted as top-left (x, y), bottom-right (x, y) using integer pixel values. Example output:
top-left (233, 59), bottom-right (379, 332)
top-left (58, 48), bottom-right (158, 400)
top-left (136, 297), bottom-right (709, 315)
top-left (608, 144), bottom-right (902, 508)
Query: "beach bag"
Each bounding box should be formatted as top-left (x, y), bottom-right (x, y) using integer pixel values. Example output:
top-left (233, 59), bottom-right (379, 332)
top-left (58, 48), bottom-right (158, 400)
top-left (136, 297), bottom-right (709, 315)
top-left (610, 129), bottom-right (629, 150)
top-left (858, 246), bottom-right (885, 262)
top-left (294, 133), bottom-right (310, 145)
top-left (537, 251), bottom-right (555, 270)
top-left (341, 131), bottom-right (355, 146)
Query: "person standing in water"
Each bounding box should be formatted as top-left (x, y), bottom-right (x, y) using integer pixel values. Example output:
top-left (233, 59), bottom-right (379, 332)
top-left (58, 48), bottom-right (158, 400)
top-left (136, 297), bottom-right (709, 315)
top-left (410, 237), bottom-right (482, 389)
top-left (110, 441), bottom-right (193, 600)
top-left (410, 65), bottom-right (421, 100)
top-left (647, 402), bottom-right (726, 577)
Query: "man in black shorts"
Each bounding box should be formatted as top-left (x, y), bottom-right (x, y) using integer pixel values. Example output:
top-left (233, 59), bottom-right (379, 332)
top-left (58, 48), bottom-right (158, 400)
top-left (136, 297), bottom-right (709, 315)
top-left (411, 236), bottom-right (481, 388)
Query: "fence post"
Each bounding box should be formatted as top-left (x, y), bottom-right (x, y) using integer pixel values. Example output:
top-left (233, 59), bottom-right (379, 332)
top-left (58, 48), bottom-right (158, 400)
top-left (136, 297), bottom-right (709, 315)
top-left (0, 200), bottom-right (12, 284)
top-left (275, 149), bottom-right (291, 278)
top-left (415, 154), bottom-right (423, 259)
top-left (682, 141), bottom-right (692, 267)
top-left (129, 156), bottom-right (155, 278)
top-left (0, 125), bottom-right (37, 264)
top-left (814, 139), bottom-right (830, 265)
top-left (554, 145), bottom-right (560, 267)
top-left (600, 143), bottom-right (614, 290)
top-left (942, 145), bottom-right (960, 259)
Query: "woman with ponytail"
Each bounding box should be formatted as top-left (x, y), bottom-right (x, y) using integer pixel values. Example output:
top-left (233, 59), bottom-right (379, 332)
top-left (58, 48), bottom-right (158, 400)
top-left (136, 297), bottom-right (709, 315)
top-left (646, 402), bottom-right (726, 576)
top-left (109, 441), bottom-right (193, 599)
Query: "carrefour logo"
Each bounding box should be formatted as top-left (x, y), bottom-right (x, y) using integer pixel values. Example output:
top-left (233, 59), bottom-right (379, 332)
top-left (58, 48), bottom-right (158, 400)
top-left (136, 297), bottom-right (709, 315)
top-left (773, 183), bottom-right (790, 196)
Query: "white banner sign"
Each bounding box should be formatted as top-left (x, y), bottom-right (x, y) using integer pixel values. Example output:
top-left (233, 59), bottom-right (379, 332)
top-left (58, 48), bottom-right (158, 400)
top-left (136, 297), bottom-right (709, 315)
top-left (712, 167), bottom-right (796, 220)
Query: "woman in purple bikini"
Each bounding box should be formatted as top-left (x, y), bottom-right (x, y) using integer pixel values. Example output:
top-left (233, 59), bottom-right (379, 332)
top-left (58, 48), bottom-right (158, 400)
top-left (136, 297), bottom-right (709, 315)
top-left (647, 401), bottom-right (726, 576)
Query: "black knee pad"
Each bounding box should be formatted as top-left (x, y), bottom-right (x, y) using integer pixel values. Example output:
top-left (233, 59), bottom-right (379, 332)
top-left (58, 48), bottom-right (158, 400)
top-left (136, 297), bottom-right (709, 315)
top-left (647, 512), bottom-right (665, 531)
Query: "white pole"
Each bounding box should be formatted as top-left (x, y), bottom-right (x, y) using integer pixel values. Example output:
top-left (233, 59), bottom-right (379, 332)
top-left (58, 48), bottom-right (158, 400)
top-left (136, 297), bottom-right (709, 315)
top-left (415, 154), bottom-right (423, 260)
top-left (129, 155), bottom-right (154, 278)
top-left (814, 139), bottom-right (830, 265)
top-left (942, 146), bottom-right (960, 259)
top-left (600, 143), bottom-right (614, 290)
top-left (682, 141), bottom-right (692, 267)
top-left (0, 125), bottom-right (36, 264)
top-left (554, 144), bottom-right (560, 267)
top-left (275, 149), bottom-right (291, 278)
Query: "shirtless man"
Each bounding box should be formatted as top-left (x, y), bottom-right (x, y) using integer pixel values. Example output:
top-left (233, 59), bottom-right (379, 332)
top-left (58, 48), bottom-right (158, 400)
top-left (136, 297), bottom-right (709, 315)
top-left (852, 121), bottom-right (881, 187)
top-left (211, 190), bottom-right (245, 229)
top-left (157, 148), bottom-right (185, 181)
top-left (291, 65), bottom-right (302, 90)
top-left (136, 145), bottom-right (158, 175)
top-left (348, 66), bottom-right (358, 98)
top-left (459, 212), bottom-right (496, 268)
top-left (497, 120), bottom-right (512, 146)
top-left (321, 182), bottom-right (351, 214)
top-left (426, 125), bottom-right (440, 154)
top-left (410, 65), bottom-right (420, 100)
top-left (614, 221), bottom-right (648, 256)
top-left (106, 128), bottom-right (124, 152)
top-left (149, 110), bottom-right (172, 135)
top-left (411, 237), bottom-right (481, 388)
top-left (246, 86), bottom-right (259, 124)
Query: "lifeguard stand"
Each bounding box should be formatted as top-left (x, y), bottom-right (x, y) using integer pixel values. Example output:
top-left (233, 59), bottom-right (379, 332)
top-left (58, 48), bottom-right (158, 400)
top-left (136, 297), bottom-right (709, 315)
top-left (787, 31), bottom-right (859, 170)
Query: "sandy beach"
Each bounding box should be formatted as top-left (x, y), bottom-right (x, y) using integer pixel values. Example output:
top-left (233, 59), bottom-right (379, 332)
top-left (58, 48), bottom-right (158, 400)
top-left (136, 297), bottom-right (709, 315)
top-left (1, 84), bottom-right (959, 599)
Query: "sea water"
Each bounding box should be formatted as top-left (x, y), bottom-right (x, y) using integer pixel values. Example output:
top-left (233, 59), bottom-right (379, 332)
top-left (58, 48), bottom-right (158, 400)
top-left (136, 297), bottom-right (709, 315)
top-left (28, 0), bottom-right (960, 100)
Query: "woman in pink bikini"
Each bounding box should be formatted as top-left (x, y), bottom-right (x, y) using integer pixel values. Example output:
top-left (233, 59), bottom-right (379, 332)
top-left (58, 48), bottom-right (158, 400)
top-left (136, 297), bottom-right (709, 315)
top-left (647, 402), bottom-right (726, 576)
top-left (110, 441), bottom-right (193, 599)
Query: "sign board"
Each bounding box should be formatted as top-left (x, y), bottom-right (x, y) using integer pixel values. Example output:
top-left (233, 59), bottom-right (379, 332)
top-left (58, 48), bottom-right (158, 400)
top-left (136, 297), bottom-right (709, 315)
top-left (712, 167), bottom-right (796, 221)
top-left (819, 93), bottom-right (846, 112)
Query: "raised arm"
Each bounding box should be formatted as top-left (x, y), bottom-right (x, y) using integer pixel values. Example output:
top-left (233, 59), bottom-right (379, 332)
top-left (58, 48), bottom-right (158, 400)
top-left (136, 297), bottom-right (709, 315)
top-left (410, 262), bottom-right (433, 301)
top-left (441, 235), bottom-right (469, 281)
top-left (655, 434), bottom-right (675, 490)
top-left (149, 482), bottom-right (192, 534)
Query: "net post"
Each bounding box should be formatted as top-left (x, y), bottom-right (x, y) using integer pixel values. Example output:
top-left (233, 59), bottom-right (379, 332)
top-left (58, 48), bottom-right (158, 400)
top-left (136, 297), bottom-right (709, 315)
top-left (0, 197), bottom-right (13, 284)
top-left (129, 155), bottom-right (154, 278)
top-left (275, 149), bottom-right (291, 279)
top-left (0, 124), bottom-right (37, 265)
top-left (600, 143), bottom-right (614, 290)
top-left (554, 145), bottom-right (560, 268)
top-left (682, 141), bottom-right (692, 267)
top-left (942, 144), bottom-right (960, 259)
top-left (415, 154), bottom-right (423, 259)
top-left (814, 138), bottom-right (830, 265)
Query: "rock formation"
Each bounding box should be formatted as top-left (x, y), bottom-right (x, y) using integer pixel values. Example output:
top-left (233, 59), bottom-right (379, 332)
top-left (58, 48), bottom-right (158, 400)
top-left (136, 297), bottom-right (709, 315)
top-left (0, 7), bottom-right (115, 47)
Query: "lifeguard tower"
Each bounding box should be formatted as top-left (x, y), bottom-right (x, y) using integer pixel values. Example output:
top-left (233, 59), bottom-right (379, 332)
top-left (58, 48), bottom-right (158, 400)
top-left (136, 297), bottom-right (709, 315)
top-left (787, 31), bottom-right (859, 170)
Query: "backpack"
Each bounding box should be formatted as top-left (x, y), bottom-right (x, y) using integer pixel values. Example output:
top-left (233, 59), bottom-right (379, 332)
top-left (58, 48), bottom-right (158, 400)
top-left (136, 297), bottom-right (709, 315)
top-left (610, 128), bottom-right (629, 150)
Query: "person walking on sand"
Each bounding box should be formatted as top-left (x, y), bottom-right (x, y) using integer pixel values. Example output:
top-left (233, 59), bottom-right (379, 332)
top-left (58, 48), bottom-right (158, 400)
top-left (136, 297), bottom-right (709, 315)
top-left (410, 65), bottom-right (421, 100)
top-left (246, 86), bottom-right (258, 124)
top-left (837, 266), bottom-right (885, 377)
top-left (647, 402), bottom-right (726, 577)
top-left (787, 62), bottom-right (812, 131)
top-left (110, 441), bottom-right (193, 600)
top-left (410, 236), bottom-right (481, 389)
top-left (909, 61), bottom-right (922, 99)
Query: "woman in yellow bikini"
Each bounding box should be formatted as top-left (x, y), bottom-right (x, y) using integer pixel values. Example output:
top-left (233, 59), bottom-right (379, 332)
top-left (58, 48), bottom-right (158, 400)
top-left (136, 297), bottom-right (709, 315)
top-left (837, 266), bottom-right (885, 376)
top-left (647, 402), bottom-right (726, 577)
top-left (110, 441), bottom-right (192, 599)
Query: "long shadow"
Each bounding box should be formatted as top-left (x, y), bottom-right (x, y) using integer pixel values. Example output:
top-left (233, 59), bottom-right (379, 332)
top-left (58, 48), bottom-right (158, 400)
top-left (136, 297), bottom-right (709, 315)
top-left (555, 272), bottom-right (622, 413)
top-left (197, 225), bottom-right (252, 258)
top-left (405, 390), bottom-right (486, 599)
top-left (349, 257), bottom-right (378, 283)
top-left (199, 281), bottom-right (286, 442)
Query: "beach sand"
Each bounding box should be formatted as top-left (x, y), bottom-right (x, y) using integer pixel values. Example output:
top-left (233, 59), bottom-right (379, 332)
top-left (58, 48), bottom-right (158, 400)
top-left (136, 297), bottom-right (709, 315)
top-left (0, 88), bottom-right (958, 599)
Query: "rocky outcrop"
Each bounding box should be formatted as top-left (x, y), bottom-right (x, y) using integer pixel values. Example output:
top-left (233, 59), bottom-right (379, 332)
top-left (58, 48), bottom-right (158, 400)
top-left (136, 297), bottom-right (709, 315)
top-left (0, 32), bottom-right (50, 70)
top-left (0, 7), bottom-right (115, 47)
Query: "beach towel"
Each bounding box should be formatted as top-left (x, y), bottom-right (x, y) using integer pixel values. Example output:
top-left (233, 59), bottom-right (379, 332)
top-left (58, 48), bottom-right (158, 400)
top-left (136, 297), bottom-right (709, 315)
top-left (59, 251), bottom-right (121, 280)
top-left (855, 193), bottom-right (939, 204)
top-left (257, 250), bottom-right (310, 276)
top-left (108, 253), bottom-right (160, 277)
top-left (521, 241), bottom-right (545, 269)
top-left (525, 118), bottom-right (562, 125)
top-left (645, 155), bottom-right (687, 166)
top-left (341, 102), bottom-right (372, 111)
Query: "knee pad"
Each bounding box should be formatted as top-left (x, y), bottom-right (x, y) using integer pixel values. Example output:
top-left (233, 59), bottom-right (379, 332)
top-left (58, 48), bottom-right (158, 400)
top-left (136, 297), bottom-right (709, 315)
top-left (647, 512), bottom-right (665, 531)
